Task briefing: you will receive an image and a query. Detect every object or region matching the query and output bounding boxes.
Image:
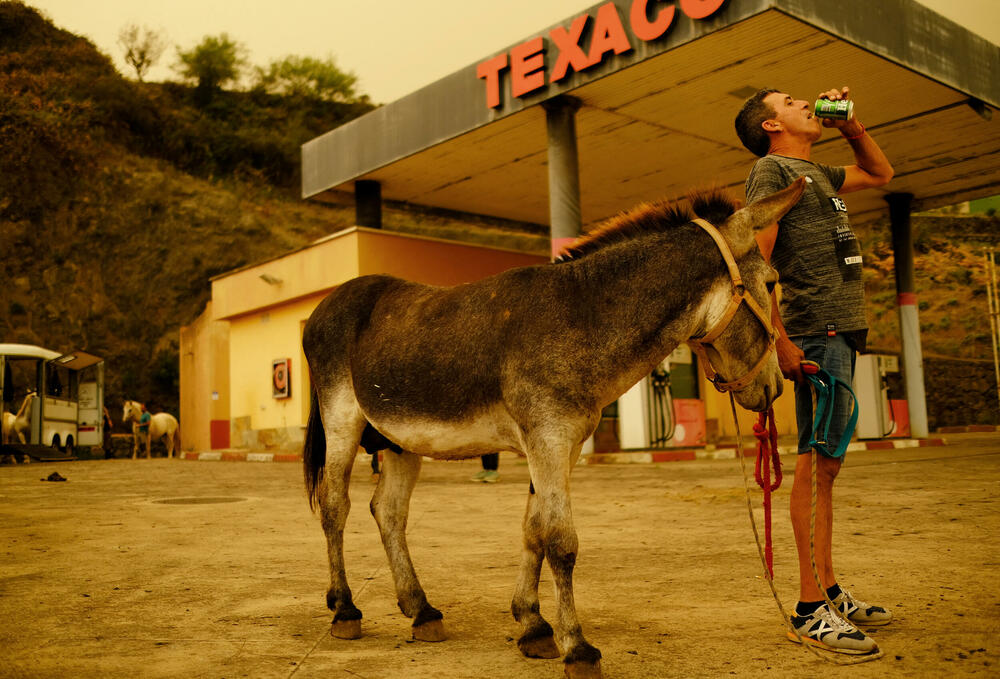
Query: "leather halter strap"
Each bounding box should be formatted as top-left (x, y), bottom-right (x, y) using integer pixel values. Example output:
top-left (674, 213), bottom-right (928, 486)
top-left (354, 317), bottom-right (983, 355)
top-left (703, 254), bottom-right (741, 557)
top-left (686, 218), bottom-right (777, 393)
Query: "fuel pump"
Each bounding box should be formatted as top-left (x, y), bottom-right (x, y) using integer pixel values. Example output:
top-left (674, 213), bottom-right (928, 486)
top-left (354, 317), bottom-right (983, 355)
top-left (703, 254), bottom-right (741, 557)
top-left (617, 345), bottom-right (703, 449)
top-left (854, 354), bottom-right (897, 439)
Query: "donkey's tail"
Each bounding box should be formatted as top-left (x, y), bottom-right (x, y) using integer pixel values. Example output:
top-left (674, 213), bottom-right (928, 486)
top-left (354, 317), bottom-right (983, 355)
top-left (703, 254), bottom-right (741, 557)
top-left (303, 390), bottom-right (326, 511)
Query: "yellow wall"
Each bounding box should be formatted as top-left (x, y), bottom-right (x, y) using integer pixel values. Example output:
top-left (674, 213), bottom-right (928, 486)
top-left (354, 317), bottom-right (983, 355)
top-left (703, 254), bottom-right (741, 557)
top-left (227, 294), bottom-right (326, 434)
top-left (701, 374), bottom-right (796, 440)
top-left (356, 230), bottom-right (541, 285)
top-left (211, 229), bottom-right (362, 322)
top-left (179, 302), bottom-right (230, 451)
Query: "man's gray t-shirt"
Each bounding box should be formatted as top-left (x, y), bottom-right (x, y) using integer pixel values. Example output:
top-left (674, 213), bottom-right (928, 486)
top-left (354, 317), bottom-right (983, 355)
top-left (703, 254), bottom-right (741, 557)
top-left (745, 155), bottom-right (867, 349)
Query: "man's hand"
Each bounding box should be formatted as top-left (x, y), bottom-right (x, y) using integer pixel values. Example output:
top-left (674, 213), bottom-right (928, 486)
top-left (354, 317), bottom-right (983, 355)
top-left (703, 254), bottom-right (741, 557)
top-left (776, 335), bottom-right (806, 383)
top-left (817, 86), bottom-right (858, 132)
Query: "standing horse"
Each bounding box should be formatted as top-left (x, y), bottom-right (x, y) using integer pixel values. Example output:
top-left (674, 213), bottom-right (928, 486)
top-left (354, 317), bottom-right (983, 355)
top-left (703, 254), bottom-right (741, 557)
top-left (2, 391), bottom-right (36, 445)
top-left (122, 400), bottom-right (180, 459)
top-left (2, 391), bottom-right (36, 464)
top-left (302, 179), bottom-right (806, 678)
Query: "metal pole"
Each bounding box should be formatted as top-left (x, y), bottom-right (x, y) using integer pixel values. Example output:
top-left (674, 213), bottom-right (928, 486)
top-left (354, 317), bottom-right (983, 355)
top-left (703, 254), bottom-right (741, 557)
top-left (886, 193), bottom-right (929, 438)
top-left (543, 96), bottom-right (583, 260)
top-left (988, 251), bottom-right (1000, 415)
top-left (355, 179), bottom-right (382, 229)
top-left (543, 95), bottom-right (592, 456)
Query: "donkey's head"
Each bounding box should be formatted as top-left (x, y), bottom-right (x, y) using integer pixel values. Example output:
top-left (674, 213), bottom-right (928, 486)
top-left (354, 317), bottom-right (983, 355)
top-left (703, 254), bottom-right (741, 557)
top-left (688, 177), bottom-right (806, 412)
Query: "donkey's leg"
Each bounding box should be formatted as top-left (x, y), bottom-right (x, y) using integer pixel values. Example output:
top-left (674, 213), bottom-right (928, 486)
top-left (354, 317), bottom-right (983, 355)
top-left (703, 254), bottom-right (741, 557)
top-left (317, 393), bottom-right (367, 639)
top-left (370, 449), bottom-right (446, 641)
top-left (512, 489), bottom-right (560, 659)
top-left (521, 435), bottom-right (602, 679)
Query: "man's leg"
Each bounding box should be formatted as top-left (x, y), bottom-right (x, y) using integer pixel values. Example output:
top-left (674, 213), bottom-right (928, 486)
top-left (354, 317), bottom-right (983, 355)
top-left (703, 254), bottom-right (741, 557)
top-left (790, 452), bottom-right (840, 601)
top-left (791, 333), bottom-right (853, 600)
top-left (786, 335), bottom-right (885, 653)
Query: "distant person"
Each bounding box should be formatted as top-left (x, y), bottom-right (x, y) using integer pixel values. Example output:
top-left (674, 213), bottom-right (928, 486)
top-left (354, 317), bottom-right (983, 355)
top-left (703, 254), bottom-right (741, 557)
top-left (138, 404), bottom-right (152, 455)
top-left (471, 453), bottom-right (499, 483)
top-left (102, 406), bottom-right (114, 459)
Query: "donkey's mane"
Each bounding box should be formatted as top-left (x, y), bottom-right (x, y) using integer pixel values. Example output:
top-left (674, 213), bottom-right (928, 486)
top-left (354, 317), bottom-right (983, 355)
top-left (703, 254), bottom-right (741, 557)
top-left (555, 188), bottom-right (740, 262)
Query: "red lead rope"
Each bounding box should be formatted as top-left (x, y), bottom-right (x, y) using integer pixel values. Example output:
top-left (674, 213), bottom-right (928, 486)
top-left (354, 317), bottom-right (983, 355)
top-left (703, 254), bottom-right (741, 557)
top-left (753, 407), bottom-right (782, 578)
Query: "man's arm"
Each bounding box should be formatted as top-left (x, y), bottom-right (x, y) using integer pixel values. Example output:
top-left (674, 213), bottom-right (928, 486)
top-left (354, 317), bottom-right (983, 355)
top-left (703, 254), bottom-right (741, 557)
top-left (818, 87), bottom-right (894, 193)
top-left (754, 225), bottom-right (806, 383)
top-left (769, 291), bottom-right (806, 383)
top-left (755, 221), bottom-right (779, 263)
top-left (839, 122), bottom-right (894, 193)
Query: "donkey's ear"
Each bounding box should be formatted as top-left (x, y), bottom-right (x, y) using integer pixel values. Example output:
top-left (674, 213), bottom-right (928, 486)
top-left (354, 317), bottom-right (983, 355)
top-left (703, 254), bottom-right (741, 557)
top-left (720, 177), bottom-right (807, 257)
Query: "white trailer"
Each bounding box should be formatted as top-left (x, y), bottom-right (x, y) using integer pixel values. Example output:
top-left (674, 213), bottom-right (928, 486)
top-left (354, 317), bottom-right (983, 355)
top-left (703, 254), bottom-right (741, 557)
top-left (1, 344), bottom-right (105, 456)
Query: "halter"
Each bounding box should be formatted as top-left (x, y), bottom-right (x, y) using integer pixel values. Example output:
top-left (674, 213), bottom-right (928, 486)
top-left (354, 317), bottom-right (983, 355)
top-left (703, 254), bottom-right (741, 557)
top-left (686, 218), bottom-right (777, 393)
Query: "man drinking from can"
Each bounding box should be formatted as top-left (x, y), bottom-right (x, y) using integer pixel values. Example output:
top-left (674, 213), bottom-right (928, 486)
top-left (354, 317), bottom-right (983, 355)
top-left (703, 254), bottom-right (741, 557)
top-left (734, 87), bottom-right (894, 654)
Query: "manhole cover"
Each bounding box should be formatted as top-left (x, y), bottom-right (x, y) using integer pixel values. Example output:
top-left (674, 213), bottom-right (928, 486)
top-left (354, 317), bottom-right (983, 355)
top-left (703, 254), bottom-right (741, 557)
top-left (152, 497), bottom-right (247, 505)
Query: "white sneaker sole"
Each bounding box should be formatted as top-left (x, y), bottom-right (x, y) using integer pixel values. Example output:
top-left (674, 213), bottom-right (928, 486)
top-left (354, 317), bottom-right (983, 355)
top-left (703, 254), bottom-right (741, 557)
top-left (786, 630), bottom-right (879, 655)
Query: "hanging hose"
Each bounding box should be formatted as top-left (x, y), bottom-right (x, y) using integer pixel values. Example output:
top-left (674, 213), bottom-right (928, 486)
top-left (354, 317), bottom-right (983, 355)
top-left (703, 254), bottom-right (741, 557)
top-left (646, 364), bottom-right (675, 447)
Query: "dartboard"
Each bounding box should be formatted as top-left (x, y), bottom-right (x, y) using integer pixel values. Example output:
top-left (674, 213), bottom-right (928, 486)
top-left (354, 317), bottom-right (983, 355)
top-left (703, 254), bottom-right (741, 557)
top-left (272, 359), bottom-right (290, 397)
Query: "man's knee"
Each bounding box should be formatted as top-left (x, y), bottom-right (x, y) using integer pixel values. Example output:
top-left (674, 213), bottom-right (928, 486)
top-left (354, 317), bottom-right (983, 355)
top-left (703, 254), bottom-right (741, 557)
top-left (815, 454), bottom-right (842, 484)
top-left (794, 452), bottom-right (841, 486)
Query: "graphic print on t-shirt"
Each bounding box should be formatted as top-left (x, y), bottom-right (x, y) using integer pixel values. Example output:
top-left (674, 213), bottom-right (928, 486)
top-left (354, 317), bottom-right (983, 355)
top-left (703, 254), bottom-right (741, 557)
top-left (833, 224), bottom-right (862, 282)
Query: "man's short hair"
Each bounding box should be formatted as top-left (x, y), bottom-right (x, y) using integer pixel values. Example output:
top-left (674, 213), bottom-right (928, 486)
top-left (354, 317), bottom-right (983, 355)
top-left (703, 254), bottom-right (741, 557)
top-left (735, 89), bottom-right (779, 157)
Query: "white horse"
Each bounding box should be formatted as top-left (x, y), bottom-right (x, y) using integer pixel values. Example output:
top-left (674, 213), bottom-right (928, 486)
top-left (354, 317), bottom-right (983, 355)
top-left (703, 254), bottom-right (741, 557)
top-left (122, 400), bottom-right (180, 459)
top-left (2, 391), bottom-right (36, 445)
top-left (2, 392), bottom-right (36, 464)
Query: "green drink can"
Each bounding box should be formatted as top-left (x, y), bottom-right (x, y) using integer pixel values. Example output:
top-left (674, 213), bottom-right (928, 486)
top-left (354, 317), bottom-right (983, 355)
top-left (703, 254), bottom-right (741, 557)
top-left (814, 98), bottom-right (854, 120)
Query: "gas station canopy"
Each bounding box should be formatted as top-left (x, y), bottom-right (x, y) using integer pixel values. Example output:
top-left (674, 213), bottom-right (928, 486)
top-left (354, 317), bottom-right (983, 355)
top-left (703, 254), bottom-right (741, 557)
top-left (302, 0), bottom-right (999, 228)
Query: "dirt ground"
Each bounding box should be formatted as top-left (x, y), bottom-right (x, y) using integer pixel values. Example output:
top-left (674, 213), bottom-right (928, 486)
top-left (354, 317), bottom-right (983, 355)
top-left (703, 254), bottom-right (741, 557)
top-left (1, 434), bottom-right (997, 678)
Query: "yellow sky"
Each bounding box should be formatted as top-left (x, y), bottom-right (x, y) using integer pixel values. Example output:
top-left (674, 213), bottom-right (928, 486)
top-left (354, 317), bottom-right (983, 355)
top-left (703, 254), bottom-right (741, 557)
top-left (25, 0), bottom-right (1000, 103)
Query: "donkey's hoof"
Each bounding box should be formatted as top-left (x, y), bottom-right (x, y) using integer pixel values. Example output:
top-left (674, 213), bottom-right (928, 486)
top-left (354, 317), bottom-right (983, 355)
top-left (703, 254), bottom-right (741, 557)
top-left (329, 619), bottom-right (362, 639)
top-left (518, 634), bottom-right (561, 659)
top-left (412, 619), bottom-right (447, 642)
top-left (564, 660), bottom-right (602, 679)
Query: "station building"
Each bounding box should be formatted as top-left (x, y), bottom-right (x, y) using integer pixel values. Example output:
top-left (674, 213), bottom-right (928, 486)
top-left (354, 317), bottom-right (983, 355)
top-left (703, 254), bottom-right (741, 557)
top-left (180, 0), bottom-right (1000, 455)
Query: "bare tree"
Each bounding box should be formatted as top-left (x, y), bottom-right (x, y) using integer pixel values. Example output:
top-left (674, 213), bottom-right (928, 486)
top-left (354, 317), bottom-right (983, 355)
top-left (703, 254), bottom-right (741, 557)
top-left (118, 24), bottom-right (167, 81)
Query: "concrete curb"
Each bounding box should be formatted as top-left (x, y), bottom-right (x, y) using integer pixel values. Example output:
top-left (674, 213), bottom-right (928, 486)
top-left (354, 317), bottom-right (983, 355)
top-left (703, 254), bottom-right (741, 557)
top-left (937, 424), bottom-right (1000, 433)
top-left (179, 450), bottom-right (301, 463)
top-left (179, 437), bottom-right (948, 465)
top-left (584, 437), bottom-right (948, 464)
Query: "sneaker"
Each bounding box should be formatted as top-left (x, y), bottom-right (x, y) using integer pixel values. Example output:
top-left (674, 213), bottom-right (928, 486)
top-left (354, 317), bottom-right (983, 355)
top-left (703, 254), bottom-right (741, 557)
top-left (470, 470), bottom-right (490, 482)
top-left (481, 470), bottom-right (499, 483)
top-left (787, 603), bottom-right (878, 655)
top-left (833, 589), bottom-right (892, 626)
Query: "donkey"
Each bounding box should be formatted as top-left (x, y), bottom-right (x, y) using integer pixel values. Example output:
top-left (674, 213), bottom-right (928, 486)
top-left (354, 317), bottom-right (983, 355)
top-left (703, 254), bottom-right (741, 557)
top-left (122, 400), bottom-right (180, 459)
top-left (302, 178), bottom-right (806, 679)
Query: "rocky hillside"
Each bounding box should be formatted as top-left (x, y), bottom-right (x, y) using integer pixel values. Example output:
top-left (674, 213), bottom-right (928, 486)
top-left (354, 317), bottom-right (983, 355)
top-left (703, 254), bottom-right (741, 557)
top-left (0, 1), bottom-right (996, 427)
top-left (0, 2), bottom-right (545, 416)
top-left (859, 213), bottom-right (1000, 359)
